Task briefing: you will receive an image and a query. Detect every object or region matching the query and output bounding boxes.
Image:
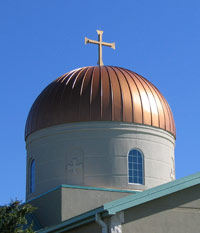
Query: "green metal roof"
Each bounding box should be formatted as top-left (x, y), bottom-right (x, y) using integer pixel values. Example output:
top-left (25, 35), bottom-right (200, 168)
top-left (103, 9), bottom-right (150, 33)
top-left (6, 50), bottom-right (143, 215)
top-left (104, 172), bottom-right (200, 214)
top-left (61, 184), bottom-right (138, 193)
top-left (38, 172), bottom-right (200, 233)
top-left (27, 184), bottom-right (137, 204)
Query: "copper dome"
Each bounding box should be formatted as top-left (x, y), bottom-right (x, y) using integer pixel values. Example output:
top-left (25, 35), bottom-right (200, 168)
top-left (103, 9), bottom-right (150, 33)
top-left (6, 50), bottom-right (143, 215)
top-left (25, 66), bottom-right (176, 138)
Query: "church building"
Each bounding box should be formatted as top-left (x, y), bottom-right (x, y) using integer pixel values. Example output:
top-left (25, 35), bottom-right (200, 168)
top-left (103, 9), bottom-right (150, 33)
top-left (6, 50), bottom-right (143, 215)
top-left (25, 30), bottom-right (200, 233)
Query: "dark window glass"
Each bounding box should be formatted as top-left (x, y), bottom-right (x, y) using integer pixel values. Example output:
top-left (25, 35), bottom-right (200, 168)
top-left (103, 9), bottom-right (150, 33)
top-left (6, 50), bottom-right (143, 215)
top-left (139, 177), bottom-right (143, 184)
top-left (134, 176), bottom-right (138, 183)
top-left (128, 162), bottom-right (133, 170)
top-left (30, 159), bottom-right (35, 193)
top-left (134, 170), bottom-right (137, 177)
top-left (129, 176), bottom-right (133, 183)
top-left (128, 156), bottom-right (133, 163)
top-left (133, 156), bottom-right (137, 163)
top-left (138, 170), bottom-right (143, 177)
top-left (133, 150), bottom-right (138, 156)
top-left (129, 170), bottom-right (132, 177)
top-left (138, 156), bottom-right (142, 164)
top-left (133, 163), bottom-right (138, 170)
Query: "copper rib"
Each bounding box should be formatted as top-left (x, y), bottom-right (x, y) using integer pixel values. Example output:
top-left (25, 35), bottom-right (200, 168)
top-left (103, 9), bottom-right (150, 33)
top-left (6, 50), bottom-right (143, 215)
top-left (25, 66), bottom-right (176, 138)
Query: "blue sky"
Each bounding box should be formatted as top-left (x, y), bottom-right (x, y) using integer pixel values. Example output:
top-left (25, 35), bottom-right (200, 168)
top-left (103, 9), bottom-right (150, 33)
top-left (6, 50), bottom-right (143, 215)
top-left (0, 0), bottom-right (200, 205)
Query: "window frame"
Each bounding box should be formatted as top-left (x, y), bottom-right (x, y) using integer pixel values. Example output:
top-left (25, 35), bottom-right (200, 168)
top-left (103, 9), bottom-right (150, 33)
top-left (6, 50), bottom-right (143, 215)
top-left (127, 148), bottom-right (145, 185)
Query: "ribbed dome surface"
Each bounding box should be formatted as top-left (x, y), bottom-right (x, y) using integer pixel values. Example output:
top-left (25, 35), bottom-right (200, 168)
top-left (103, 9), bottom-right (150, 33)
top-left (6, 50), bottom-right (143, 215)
top-left (25, 66), bottom-right (176, 138)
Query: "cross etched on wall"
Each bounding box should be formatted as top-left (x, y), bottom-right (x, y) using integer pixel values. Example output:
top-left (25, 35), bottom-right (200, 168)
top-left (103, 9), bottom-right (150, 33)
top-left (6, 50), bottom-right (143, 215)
top-left (67, 158), bottom-right (82, 175)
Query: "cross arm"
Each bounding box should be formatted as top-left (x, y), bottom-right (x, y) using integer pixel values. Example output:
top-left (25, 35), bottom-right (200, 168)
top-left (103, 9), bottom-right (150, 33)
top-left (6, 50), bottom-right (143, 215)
top-left (85, 37), bottom-right (99, 45)
top-left (102, 41), bottom-right (115, 50)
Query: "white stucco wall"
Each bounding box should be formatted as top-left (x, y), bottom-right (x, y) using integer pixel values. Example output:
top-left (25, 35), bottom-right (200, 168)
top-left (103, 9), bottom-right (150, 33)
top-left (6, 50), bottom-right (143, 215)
top-left (25, 122), bottom-right (175, 200)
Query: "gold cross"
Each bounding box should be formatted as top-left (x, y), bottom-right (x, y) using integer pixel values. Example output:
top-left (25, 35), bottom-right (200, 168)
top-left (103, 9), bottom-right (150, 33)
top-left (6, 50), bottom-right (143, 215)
top-left (85, 30), bottom-right (115, 66)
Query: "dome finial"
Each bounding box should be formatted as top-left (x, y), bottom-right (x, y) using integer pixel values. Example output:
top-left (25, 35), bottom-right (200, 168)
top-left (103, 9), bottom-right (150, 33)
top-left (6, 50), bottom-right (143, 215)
top-left (85, 30), bottom-right (115, 66)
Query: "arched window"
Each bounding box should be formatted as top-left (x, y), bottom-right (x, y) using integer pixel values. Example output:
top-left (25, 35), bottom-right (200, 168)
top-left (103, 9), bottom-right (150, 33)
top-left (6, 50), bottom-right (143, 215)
top-left (128, 149), bottom-right (144, 184)
top-left (30, 159), bottom-right (35, 193)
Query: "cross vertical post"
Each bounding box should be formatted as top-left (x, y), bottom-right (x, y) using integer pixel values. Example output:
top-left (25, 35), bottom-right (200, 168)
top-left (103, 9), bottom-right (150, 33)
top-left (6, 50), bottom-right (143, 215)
top-left (85, 30), bottom-right (115, 66)
top-left (97, 30), bottom-right (103, 66)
